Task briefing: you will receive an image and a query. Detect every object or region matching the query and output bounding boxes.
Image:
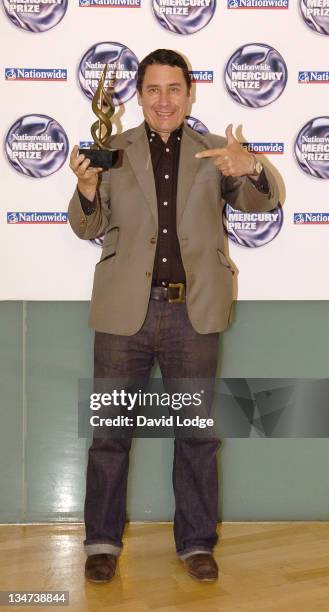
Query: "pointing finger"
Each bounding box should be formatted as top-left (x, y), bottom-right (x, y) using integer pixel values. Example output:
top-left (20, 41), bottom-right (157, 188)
top-left (195, 148), bottom-right (228, 159)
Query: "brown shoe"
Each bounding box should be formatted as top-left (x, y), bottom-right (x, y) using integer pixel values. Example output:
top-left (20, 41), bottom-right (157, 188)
top-left (184, 553), bottom-right (218, 581)
top-left (85, 553), bottom-right (118, 583)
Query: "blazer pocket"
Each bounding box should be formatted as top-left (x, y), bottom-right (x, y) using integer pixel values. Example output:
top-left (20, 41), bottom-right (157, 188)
top-left (103, 225), bottom-right (119, 242)
top-left (216, 249), bottom-right (235, 274)
top-left (96, 252), bottom-right (116, 265)
top-left (97, 226), bottom-right (119, 265)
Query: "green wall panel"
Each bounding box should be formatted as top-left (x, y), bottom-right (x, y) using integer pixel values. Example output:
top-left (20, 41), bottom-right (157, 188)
top-left (0, 301), bottom-right (328, 523)
top-left (0, 303), bottom-right (24, 522)
top-left (25, 303), bottom-right (93, 521)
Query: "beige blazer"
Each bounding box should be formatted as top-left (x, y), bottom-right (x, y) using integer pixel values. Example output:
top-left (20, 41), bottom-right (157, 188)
top-left (68, 122), bottom-right (279, 335)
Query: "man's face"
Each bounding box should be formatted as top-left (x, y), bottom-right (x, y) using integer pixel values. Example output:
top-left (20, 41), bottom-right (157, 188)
top-left (137, 64), bottom-right (191, 140)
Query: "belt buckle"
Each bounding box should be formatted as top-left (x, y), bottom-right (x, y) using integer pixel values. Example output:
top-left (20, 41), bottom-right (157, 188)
top-left (168, 282), bottom-right (184, 304)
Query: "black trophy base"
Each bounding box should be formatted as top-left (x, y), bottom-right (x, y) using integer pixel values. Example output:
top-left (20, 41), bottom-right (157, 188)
top-left (79, 148), bottom-right (120, 170)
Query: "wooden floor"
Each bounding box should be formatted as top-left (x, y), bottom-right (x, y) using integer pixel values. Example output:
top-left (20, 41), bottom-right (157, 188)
top-left (1, 522), bottom-right (329, 611)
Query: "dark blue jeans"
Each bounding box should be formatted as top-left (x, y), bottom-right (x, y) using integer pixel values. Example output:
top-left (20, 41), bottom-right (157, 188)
top-left (84, 299), bottom-right (221, 559)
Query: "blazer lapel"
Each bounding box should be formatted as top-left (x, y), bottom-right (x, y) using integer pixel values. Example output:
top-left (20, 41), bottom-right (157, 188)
top-left (177, 126), bottom-right (207, 224)
top-left (125, 124), bottom-right (158, 226)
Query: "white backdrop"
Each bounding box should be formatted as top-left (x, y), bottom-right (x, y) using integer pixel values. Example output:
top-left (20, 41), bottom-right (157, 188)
top-left (1, 1), bottom-right (328, 300)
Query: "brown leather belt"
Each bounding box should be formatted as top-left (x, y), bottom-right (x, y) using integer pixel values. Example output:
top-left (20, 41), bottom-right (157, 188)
top-left (150, 283), bottom-right (185, 304)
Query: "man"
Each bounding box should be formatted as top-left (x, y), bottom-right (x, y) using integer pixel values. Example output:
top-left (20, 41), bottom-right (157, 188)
top-left (68, 49), bottom-right (279, 583)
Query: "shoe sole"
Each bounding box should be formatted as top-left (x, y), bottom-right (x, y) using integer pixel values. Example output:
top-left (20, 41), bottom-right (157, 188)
top-left (187, 571), bottom-right (218, 582)
top-left (85, 575), bottom-right (115, 583)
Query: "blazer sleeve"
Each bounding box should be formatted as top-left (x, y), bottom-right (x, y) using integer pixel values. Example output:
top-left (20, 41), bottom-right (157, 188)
top-left (68, 169), bottom-right (112, 240)
top-left (220, 164), bottom-right (280, 213)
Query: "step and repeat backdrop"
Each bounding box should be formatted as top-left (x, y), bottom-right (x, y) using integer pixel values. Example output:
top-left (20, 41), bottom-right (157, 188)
top-left (1, 0), bottom-right (328, 300)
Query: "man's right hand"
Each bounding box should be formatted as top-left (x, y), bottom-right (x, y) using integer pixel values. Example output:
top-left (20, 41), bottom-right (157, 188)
top-left (69, 145), bottom-right (103, 201)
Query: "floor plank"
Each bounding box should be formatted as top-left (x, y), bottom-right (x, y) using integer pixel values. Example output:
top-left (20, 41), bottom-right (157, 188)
top-left (1, 522), bottom-right (329, 611)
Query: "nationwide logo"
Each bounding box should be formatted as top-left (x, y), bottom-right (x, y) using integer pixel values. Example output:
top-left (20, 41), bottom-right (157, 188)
top-left (242, 142), bottom-right (284, 153)
top-left (298, 71), bottom-right (329, 83)
top-left (5, 68), bottom-right (67, 81)
top-left (7, 212), bottom-right (68, 224)
top-left (189, 70), bottom-right (213, 83)
top-left (228, 0), bottom-right (289, 8)
top-left (294, 213), bottom-right (329, 224)
top-left (79, 141), bottom-right (94, 148)
top-left (79, 0), bottom-right (141, 6)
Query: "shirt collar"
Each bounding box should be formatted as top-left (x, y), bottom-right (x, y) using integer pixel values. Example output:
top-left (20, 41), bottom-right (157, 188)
top-left (144, 121), bottom-right (183, 144)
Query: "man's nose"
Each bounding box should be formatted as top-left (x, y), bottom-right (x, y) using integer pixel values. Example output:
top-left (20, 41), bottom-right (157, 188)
top-left (158, 90), bottom-right (170, 106)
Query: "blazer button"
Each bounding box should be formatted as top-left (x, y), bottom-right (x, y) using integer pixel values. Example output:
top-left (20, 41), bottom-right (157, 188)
top-left (150, 237), bottom-right (156, 244)
top-left (146, 272), bottom-right (151, 277)
top-left (79, 218), bottom-right (86, 226)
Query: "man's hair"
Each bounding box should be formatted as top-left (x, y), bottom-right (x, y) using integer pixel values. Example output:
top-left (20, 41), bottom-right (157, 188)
top-left (136, 49), bottom-right (191, 94)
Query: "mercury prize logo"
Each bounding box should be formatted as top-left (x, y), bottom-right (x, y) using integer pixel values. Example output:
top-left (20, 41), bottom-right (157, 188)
top-left (2, 0), bottom-right (68, 33)
top-left (299, 0), bottom-right (329, 35)
top-left (152, 0), bottom-right (216, 35)
top-left (224, 43), bottom-right (288, 107)
top-left (224, 204), bottom-right (283, 247)
top-left (185, 116), bottom-right (209, 134)
top-left (294, 116), bottom-right (329, 179)
top-left (78, 42), bottom-right (138, 104)
top-left (5, 114), bottom-right (69, 178)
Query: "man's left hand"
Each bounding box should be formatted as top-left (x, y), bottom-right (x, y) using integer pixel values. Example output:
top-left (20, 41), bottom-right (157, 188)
top-left (195, 124), bottom-right (255, 177)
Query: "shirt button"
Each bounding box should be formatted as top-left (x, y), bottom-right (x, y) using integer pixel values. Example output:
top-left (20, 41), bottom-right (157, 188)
top-left (166, 148), bottom-right (170, 152)
top-left (162, 257), bottom-right (167, 263)
top-left (163, 229), bottom-right (167, 234)
top-left (163, 201), bottom-right (168, 206)
top-left (162, 281), bottom-right (166, 286)
top-left (164, 174), bottom-right (169, 179)
top-left (177, 136), bottom-right (181, 141)
top-left (151, 133), bottom-right (155, 137)
top-left (149, 138), bottom-right (153, 142)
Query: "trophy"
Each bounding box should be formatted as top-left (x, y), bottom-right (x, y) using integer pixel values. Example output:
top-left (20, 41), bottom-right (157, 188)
top-left (79, 63), bottom-right (120, 170)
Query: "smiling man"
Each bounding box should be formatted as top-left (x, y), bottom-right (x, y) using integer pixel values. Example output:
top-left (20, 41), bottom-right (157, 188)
top-left (137, 62), bottom-right (189, 140)
top-left (68, 49), bottom-right (279, 584)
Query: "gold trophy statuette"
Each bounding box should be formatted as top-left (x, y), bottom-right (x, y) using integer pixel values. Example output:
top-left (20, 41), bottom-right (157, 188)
top-left (79, 63), bottom-right (120, 170)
